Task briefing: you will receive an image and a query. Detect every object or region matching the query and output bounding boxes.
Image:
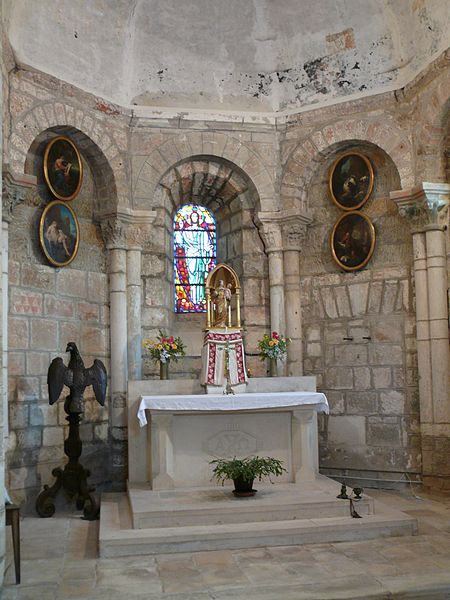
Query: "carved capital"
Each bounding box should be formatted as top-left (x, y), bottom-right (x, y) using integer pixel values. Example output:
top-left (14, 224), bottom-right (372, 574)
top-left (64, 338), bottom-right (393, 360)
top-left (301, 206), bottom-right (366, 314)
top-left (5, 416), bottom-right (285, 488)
top-left (97, 207), bottom-right (157, 250)
top-left (260, 222), bottom-right (283, 252)
top-left (281, 217), bottom-right (310, 251)
top-left (126, 223), bottom-right (152, 249)
top-left (2, 168), bottom-right (36, 223)
top-left (100, 217), bottom-right (127, 249)
top-left (391, 182), bottom-right (450, 232)
top-left (257, 209), bottom-right (313, 252)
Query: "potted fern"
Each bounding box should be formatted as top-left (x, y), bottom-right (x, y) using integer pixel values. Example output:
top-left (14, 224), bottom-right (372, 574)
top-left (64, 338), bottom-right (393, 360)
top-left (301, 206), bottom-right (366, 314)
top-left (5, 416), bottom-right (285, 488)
top-left (210, 456), bottom-right (286, 497)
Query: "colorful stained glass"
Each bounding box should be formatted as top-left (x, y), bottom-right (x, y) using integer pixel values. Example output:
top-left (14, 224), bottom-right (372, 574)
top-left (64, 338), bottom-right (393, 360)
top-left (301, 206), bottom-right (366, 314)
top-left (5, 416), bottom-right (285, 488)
top-left (174, 204), bottom-right (216, 312)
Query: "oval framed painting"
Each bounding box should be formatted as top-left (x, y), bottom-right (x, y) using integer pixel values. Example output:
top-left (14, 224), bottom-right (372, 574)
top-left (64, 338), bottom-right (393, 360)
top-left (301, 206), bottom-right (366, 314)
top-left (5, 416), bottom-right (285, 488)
top-left (330, 211), bottom-right (376, 272)
top-left (329, 152), bottom-right (374, 210)
top-left (43, 136), bottom-right (83, 201)
top-left (39, 200), bottom-right (80, 267)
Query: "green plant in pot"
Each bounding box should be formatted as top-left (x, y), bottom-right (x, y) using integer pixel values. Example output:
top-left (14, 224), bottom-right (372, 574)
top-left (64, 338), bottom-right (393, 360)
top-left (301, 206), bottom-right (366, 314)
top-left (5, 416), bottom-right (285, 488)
top-left (210, 456), bottom-right (286, 496)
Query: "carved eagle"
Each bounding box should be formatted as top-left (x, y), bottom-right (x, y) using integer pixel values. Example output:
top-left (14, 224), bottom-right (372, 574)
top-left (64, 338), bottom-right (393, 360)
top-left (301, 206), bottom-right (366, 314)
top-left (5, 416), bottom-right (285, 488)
top-left (48, 342), bottom-right (107, 414)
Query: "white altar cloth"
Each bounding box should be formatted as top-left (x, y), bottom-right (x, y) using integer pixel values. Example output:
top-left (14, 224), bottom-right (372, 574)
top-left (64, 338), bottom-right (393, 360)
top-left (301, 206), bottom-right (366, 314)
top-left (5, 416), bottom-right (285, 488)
top-left (137, 391), bottom-right (328, 427)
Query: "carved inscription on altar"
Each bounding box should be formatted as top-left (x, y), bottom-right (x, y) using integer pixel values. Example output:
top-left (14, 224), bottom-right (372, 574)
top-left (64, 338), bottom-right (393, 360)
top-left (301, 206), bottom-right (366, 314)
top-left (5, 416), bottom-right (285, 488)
top-left (204, 422), bottom-right (258, 458)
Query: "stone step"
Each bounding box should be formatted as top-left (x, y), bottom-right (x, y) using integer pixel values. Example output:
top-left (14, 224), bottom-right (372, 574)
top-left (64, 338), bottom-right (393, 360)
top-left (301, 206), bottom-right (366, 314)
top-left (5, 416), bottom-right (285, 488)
top-left (129, 484), bottom-right (375, 528)
top-left (99, 494), bottom-right (418, 558)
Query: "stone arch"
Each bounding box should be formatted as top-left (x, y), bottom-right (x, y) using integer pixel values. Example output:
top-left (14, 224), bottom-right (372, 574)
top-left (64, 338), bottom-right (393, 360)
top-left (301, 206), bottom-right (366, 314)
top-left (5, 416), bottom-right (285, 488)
top-left (23, 125), bottom-right (119, 214)
top-left (132, 131), bottom-right (275, 212)
top-left (300, 138), bottom-right (407, 273)
top-left (10, 100), bottom-right (127, 209)
top-left (141, 153), bottom-right (270, 377)
top-left (158, 155), bottom-right (259, 214)
top-left (281, 117), bottom-right (413, 212)
top-left (151, 154), bottom-right (265, 279)
top-left (156, 155), bottom-right (263, 284)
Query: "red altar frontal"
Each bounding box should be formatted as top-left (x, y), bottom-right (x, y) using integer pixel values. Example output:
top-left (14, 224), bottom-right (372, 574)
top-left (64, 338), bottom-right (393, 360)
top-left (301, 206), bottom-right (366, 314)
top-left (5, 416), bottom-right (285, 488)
top-left (201, 330), bottom-right (248, 388)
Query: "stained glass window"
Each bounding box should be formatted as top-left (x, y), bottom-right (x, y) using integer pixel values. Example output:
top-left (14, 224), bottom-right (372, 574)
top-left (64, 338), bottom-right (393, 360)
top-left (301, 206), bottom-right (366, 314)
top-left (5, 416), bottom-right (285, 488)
top-left (174, 204), bottom-right (216, 313)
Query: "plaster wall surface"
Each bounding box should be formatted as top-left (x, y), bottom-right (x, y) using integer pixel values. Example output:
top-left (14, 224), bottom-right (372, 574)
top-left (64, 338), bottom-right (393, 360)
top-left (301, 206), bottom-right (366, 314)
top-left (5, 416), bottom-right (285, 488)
top-left (3, 0), bottom-right (450, 112)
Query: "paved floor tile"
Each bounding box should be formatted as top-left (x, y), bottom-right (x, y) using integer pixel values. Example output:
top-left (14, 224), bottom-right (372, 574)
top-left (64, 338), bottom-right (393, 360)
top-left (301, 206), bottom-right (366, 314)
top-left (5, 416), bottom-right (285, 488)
top-left (2, 489), bottom-right (450, 599)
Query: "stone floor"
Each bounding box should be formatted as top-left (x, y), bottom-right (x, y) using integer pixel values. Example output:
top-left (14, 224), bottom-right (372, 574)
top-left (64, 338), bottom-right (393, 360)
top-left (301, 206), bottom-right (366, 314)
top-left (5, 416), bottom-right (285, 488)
top-left (2, 488), bottom-right (450, 600)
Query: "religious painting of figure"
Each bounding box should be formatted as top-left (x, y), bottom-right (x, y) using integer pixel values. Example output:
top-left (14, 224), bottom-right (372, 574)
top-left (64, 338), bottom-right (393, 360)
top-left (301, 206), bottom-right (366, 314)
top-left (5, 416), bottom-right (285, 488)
top-left (43, 136), bottom-right (83, 201)
top-left (173, 204), bottom-right (216, 312)
top-left (330, 211), bottom-right (375, 271)
top-left (39, 200), bottom-right (80, 267)
top-left (329, 152), bottom-right (374, 210)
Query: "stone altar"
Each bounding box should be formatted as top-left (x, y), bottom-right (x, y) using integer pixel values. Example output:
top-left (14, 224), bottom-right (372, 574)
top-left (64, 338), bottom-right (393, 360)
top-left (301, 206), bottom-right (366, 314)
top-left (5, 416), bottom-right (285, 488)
top-left (128, 376), bottom-right (327, 489)
top-left (98, 376), bottom-right (418, 558)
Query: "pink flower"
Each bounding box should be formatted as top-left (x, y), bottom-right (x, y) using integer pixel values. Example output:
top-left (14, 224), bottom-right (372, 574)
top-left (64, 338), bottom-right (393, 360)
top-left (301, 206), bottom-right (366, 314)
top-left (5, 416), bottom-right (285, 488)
top-left (272, 331), bottom-right (279, 339)
top-left (169, 336), bottom-right (174, 344)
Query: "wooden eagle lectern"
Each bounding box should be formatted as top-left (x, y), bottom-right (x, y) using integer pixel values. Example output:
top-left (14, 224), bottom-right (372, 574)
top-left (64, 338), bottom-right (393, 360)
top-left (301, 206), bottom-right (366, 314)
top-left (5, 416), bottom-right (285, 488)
top-left (35, 342), bottom-right (107, 520)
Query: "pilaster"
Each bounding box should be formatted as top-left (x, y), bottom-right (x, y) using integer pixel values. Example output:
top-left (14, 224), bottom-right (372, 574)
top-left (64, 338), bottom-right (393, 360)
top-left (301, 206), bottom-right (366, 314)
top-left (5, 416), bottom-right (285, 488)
top-left (2, 167), bottom-right (36, 442)
top-left (391, 182), bottom-right (450, 490)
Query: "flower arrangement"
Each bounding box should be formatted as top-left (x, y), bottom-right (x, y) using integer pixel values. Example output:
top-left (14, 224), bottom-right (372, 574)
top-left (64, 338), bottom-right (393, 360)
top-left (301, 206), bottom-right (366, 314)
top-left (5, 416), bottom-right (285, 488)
top-left (257, 331), bottom-right (289, 360)
top-left (142, 331), bottom-right (186, 363)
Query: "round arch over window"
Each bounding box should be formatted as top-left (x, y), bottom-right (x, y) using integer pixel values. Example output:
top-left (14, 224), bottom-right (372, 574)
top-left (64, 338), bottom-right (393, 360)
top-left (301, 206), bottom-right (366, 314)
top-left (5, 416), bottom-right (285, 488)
top-left (174, 204), bottom-right (216, 312)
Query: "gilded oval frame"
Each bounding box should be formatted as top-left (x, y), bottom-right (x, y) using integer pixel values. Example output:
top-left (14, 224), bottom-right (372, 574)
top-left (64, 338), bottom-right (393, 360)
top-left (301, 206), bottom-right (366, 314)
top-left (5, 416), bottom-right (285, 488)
top-left (39, 200), bottom-right (80, 267)
top-left (43, 135), bottom-right (83, 201)
top-left (328, 151), bottom-right (374, 211)
top-left (330, 211), bottom-right (376, 272)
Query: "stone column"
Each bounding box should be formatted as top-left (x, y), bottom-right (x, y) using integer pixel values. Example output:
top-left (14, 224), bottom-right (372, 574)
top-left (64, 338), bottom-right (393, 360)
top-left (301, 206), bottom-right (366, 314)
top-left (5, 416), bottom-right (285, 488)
top-left (281, 215), bottom-right (311, 376)
top-left (426, 223), bottom-right (449, 420)
top-left (126, 248), bottom-right (142, 380)
top-left (391, 182), bottom-right (450, 490)
top-left (100, 218), bottom-right (129, 426)
top-left (125, 213), bottom-right (155, 381)
top-left (258, 220), bottom-right (285, 333)
top-left (99, 209), bottom-right (156, 488)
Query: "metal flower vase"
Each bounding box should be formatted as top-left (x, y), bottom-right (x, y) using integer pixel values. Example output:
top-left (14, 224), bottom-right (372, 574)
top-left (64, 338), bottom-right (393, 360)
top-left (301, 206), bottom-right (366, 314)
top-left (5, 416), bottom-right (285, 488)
top-left (269, 357), bottom-right (278, 377)
top-left (159, 360), bottom-right (169, 380)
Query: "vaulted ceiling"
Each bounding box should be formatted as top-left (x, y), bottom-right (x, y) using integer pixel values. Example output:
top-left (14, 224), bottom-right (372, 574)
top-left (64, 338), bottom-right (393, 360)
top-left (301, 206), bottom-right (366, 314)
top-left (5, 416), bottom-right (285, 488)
top-left (4, 0), bottom-right (450, 113)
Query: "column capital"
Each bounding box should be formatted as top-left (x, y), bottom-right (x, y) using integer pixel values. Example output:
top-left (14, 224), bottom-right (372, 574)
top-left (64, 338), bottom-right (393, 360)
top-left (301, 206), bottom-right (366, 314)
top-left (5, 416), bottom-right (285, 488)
top-left (390, 182), bottom-right (450, 232)
top-left (281, 214), bottom-right (312, 251)
top-left (257, 209), bottom-right (313, 251)
top-left (2, 166), bottom-right (36, 223)
top-left (99, 216), bottom-right (128, 250)
top-left (259, 220), bottom-right (283, 252)
top-left (97, 207), bottom-right (157, 250)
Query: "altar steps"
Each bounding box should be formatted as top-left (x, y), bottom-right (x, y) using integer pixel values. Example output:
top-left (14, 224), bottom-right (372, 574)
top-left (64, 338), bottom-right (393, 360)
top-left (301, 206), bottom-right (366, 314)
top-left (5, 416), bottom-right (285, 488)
top-left (128, 482), bottom-right (375, 529)
top-left (99, 480), bottom-right (418, 558)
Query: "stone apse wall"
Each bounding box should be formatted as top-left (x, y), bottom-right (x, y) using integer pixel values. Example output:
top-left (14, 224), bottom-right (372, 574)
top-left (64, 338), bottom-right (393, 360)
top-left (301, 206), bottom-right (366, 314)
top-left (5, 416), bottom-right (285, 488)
top-left (296, 144), bottom-right (418, 484)
top-left (6, 158), bottom-right (110, 507)
top-left (2, 51), bottom-right (450, 505)
top-left (3, 70), bottom-right (131, 506)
